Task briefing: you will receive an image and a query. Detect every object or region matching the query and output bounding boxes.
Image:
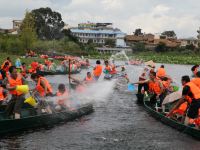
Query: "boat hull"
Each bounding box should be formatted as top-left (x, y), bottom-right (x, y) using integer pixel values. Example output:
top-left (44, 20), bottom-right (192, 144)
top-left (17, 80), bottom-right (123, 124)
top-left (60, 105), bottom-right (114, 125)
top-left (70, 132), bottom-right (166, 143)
top-left (37, 69), bottom-right (81, 76)
top-left (0, 104), bottom-right (93, 135)
top-left (137, 94), bottom-right (200, 139)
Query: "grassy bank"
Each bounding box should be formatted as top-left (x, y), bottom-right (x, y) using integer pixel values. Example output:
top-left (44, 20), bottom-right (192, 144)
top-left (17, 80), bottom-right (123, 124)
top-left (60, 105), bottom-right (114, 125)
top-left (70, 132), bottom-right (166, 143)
top-left (1, 51), bottom-right (199, 66)
top-left (131, 51), bottom-right (200, 65)
top-left (85, 51), bottom-right (200, 65)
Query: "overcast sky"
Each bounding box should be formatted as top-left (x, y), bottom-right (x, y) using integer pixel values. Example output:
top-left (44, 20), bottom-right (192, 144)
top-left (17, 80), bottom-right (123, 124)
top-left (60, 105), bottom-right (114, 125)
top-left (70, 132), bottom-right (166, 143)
top-left (0, 0), bottom-right (200, 38)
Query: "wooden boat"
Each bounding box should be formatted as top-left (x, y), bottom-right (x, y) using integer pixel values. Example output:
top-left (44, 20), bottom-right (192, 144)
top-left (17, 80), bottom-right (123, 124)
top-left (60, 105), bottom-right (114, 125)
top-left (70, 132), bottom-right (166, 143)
top-left (137, 93), bottom-right (200, 139)
top-left (0, 103), bottom-right (93, 135)
top-left (37, 69), bottom-right (81, 76)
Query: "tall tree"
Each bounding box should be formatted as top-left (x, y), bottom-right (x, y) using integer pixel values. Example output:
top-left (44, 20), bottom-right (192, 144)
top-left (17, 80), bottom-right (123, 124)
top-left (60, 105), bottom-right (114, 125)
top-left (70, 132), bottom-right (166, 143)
top-left (20, 11), bottom-right (37, 50)
top-left (161, 31), bottom-right (177, 39)
top-left (31, 7), bottom-right (64, 40)
top-left (134, 28), bottom-right (143, 36)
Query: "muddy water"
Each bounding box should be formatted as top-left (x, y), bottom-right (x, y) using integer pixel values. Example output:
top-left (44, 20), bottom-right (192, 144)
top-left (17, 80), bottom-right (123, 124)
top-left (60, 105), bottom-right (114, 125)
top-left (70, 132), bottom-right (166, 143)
top-left (0, 63), bottom-right (200, 150)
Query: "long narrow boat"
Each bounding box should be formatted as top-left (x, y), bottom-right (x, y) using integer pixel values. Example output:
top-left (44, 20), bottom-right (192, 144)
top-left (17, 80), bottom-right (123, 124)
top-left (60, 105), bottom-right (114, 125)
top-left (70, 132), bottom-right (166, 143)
top-left (0, 103), bottom-right (93, 135)
top-left (37, 69), bottom-right (81, 76)
top-left (137, 94), bottom-right (200, 139)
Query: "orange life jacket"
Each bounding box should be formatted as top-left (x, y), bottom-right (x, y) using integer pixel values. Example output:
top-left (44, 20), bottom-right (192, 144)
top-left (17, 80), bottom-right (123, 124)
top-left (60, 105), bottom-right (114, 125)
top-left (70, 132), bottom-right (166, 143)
top-left (36, 77), bottom-right (53, 96)
top-left (157, 68), bottom-right (166, 78)
top-left (191, 78), bottom-right (200, 89)
top-left (8, 74), bottom-right (23, 95)
top-left (105, 65), bottom-right (111, 73)
top-left (0, 87), bottom-right (5, 101)
top-left (0, 73), bottom-right (2, 80)
top-left (56, 90), bottom-right (69, 105)
top-left (110, 64), bottom-right (117, 75)
top-left (1, 60), bottom-right (11, 69)
top-left (172, 102), bottom-right (188, 116)
top-left (85, 76), bottom-right (94, 83)
top-left (148, 80), bottom-right (162, 95)
top-left (185, 82), bottom-right (200, 101)
top-left (93, 65), bottom-right (102, 77)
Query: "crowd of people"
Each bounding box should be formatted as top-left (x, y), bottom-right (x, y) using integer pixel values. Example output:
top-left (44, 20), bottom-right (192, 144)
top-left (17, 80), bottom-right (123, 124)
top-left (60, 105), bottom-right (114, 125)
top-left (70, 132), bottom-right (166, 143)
top-left (134, 62), bottom-right (200, 129)
top-left (0, 56), bottom-right (128, 120)
top-left (2, 53), bottom-right (200, 132)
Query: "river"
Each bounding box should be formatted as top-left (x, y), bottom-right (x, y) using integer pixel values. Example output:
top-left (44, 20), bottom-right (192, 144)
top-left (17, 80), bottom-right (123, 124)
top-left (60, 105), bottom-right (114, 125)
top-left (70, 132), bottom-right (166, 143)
top-left (0, 63), bottom-right (200, 150)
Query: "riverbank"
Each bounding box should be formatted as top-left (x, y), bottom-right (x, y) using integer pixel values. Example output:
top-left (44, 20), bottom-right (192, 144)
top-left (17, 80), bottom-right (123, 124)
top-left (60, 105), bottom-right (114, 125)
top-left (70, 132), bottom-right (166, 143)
top-left (0, 53), bottom-right (60, 66)
top-left (1, 51), bottom-right (199, 66)
top-left (87, 51), bottom-right (200, 65)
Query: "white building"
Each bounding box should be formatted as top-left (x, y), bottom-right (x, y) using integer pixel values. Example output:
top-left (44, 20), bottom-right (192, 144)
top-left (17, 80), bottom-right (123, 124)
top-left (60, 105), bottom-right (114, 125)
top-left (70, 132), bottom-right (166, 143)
top-left (70, 22), bottom-right (126, 47)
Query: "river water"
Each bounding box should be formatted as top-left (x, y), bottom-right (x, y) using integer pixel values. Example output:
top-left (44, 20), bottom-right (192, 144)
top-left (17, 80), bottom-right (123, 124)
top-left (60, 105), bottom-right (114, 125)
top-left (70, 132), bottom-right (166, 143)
top-left (0, 63), bottom-right (200, 150)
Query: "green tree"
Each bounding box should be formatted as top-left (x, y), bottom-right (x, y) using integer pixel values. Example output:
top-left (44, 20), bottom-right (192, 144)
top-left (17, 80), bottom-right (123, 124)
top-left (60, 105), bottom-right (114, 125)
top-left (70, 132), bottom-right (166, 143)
top-left (20, 11), bottom-right (37, 50)
top-left (155, 42), bottom-right (168, 52)
top-left (105, 39), bottom-right (115, 47)
top-left (31, 7), bottom-right (64, 40)
top-left (161, 31), bottom-right (177, 39)
top-left (132, 42), bottom-right (145, 52)
top-left (134, 28), bottom-right (143, 36)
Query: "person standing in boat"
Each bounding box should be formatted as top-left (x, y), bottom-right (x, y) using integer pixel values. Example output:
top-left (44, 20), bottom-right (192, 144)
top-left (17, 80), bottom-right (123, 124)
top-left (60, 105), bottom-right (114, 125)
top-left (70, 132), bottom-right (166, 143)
top-left (137, 66), bottom-right (151, 94)
top-left (134, 71), bottom-right (164, 105)
top-left (93, 60), bottom-right (102, 81)
top-left (3, 66), bottom-right (26, 119)
top-left (168, 75), bottom-right (200, 125)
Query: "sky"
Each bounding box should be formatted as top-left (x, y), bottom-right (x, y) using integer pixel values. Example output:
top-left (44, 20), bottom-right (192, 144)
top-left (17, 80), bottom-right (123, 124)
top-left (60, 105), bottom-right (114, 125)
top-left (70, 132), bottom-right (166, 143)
top-left (0, 0), bottom-right (200, 38)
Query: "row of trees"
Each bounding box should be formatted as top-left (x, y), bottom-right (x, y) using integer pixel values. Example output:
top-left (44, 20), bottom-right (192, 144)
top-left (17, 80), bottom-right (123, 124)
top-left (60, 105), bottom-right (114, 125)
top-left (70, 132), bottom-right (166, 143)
top-left (0, 7), bottom-right (95, 55)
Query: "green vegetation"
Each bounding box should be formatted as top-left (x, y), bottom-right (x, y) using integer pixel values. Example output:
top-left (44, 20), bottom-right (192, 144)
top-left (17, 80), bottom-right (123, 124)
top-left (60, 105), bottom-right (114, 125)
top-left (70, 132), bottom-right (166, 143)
top-left (132, 51), bottom-right (200, 65)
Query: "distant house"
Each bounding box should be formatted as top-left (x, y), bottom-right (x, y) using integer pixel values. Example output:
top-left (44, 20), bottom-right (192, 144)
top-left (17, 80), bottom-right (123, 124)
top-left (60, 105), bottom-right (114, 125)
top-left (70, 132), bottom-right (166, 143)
top-left (180, 38), bottom-right (199, 48)
top-left (125, 33), bottom-right (180, 50)
top-left (13, 20), bottom-right (22, 30)
top-left (0, 20), bottom-right (22, 35)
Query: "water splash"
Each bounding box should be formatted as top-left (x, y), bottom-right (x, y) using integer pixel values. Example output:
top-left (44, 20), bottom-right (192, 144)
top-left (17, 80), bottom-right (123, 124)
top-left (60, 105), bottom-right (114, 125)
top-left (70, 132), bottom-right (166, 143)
top-left (109, 50), bottom-right (129, 64)
top-left (70, 80), bottom-right (116, 107)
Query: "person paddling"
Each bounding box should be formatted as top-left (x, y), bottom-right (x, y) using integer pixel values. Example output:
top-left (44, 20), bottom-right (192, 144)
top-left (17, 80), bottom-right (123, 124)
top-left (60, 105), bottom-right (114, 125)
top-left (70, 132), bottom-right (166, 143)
top-left (3, 66), bottom-right (26, 119)
top-left (167, 75), bottom-right (200, 126)
top-left (55, 84), bottom-right (70, 111)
